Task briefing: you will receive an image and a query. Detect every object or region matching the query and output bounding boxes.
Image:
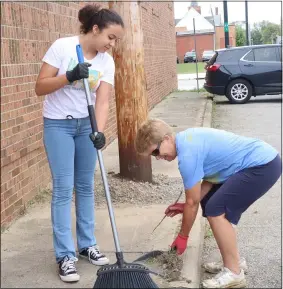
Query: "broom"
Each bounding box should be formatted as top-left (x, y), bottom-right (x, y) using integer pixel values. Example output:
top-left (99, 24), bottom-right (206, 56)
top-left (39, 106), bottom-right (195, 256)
top-left (76, 45), bottom-right (158, 289)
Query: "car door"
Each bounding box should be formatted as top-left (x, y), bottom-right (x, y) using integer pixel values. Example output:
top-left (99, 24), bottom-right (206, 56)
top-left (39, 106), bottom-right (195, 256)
top-left (239, 46), bottom-right (281, 93)
top-left (275, 46), bottom-right (282, 92)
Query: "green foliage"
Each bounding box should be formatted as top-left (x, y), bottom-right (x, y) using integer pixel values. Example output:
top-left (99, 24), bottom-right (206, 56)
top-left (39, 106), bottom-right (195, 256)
top-left (236, 25), bottom-right (246, 47)
top-left (251, 21), bottom-right (281, 44)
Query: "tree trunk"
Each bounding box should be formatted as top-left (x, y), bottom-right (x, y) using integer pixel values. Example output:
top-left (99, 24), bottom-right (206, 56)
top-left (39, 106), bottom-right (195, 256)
top-left (109, 2), bottom-right (152, 182)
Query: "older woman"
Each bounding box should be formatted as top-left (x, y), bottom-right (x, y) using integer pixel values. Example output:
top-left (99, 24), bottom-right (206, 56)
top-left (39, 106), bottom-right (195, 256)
top-left (135, 118), bottom-right (281, 288)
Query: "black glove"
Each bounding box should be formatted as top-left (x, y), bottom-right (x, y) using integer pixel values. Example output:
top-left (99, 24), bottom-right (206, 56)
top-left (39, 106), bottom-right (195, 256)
top-left (89, 132), bottom-right (106, 150)
top-left (66, 62), bottom-right (91, 83)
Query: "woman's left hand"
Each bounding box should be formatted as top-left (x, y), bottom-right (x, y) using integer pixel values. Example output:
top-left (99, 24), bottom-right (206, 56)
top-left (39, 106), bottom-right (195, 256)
top-left (90, 132), bottom-right (106, 150)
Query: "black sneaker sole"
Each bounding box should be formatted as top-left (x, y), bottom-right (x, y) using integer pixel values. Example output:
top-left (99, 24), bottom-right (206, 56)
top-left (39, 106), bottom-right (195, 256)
top-left (59, 273), bottom-right (80, 282)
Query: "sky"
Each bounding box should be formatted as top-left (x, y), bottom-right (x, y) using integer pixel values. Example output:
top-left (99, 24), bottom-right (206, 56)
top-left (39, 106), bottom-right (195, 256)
top-left (174, 1), bottom-right (282, 25)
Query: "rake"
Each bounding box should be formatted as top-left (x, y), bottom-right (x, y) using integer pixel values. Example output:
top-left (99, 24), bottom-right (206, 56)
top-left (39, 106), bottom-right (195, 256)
top-left (76, 44), bottom-right (158, 288)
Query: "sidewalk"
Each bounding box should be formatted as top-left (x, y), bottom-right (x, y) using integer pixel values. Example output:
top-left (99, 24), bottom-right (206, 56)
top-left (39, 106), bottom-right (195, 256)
top-left (1, 92), bottom-right (213, 288)
top-left (178, 73), bottom-right (206, 80)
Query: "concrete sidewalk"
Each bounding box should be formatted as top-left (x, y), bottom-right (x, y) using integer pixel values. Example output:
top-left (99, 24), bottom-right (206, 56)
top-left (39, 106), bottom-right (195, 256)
top-left (178, 73), bottom-right (206, 80)
top-left (1, 92), bottom-right (213, 288)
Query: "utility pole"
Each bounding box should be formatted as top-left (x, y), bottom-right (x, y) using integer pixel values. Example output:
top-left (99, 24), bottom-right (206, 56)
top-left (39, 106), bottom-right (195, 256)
top-left (245, 0), bottom-right (249, 45)
top-left (108, 2), bottom-right (152, 182)
top-left (223, 0), bottom-right (229, 48)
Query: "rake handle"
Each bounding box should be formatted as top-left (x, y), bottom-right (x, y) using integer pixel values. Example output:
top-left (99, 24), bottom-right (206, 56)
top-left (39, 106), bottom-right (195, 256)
top-left (76, 44), bottom-right (122, 254)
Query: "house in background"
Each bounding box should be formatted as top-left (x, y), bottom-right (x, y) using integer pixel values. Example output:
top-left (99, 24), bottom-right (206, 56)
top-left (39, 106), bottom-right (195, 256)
top-left (176, 3), bottom-right (214, 62)
top-left (175, 1), bottom-right (236, 62)
top-left (205, 6), bottom-right (222, 27)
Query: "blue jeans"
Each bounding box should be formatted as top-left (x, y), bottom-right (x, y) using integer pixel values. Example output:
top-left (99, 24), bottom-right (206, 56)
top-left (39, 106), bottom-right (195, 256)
top-left (43, 117), bottom-right (97, 263)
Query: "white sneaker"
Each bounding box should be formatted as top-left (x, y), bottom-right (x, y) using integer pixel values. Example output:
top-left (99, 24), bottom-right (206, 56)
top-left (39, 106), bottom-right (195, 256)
top-left (203, 257), bottom-right (248, 274)
top-left (79, 245), bottom-right (109, 266)
top-left (202, 267), bottom-right (246, 288)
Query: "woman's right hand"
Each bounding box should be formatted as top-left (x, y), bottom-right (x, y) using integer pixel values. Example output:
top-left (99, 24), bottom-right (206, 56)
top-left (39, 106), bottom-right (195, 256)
top-left (66, 62), bottom-right (91, 83)
top-left (164, 202), bottom-right (185, 217)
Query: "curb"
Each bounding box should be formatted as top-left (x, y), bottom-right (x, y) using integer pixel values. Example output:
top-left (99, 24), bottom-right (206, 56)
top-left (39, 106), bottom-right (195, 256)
top-left (181, 97), bottom-right (213, 288)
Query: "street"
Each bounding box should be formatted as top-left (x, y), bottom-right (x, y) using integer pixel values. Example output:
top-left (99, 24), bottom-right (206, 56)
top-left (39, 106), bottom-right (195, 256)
top-left (201, 94), bottom-right (282, 288)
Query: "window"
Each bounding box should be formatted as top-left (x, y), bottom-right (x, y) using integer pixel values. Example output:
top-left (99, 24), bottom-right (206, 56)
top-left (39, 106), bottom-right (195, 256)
top-left (218, 49), bottom-right (248, 62)
top-left (243, 50), bottom-right (255, 62)
top-left (254, 47), bottom-right (278, 62)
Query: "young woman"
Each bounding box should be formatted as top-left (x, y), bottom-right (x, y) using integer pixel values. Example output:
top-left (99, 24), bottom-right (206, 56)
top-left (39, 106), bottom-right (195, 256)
top-left (35, 4), bottom-right (124, 283)
top-left (135, 118), bottom-right (281, 288)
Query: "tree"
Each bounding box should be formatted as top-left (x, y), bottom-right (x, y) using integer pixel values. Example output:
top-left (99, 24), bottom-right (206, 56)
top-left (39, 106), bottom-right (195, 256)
top-left (261, 21), bottom-right (281, 44)
top-left (251, 25), bottom-right (262, 45)
top-left (236, 25), bottom-right (246, 46)
top-left (251, 21), bottom-right (281, 45)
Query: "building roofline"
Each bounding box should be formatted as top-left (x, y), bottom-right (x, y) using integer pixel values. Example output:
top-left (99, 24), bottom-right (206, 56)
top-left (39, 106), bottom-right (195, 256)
top-left (176, 31), bottom-right (214, 36)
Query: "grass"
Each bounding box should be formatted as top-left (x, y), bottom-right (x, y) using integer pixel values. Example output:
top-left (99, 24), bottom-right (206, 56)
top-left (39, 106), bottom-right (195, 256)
top-left (204, 222), bottom-right (214, 239)
top-left (177, 62), bottom-right (206, 74)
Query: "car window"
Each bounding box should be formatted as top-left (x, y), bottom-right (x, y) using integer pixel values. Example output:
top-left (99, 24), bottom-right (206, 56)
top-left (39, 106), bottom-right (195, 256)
top-left (254, 47), bottom-right (278, 62)
top-left (217, 49), bottom-right (248, 62)
top-left (243, 50), bottom-right (255, 61)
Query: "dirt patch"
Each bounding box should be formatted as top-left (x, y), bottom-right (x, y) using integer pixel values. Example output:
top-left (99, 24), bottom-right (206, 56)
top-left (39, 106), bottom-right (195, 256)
top-left (144, 250), bottom-right (191, 284)
top-left (94, 172), bottom-right (184, 207)
top-left (156, 251), bottom-right (183, 282)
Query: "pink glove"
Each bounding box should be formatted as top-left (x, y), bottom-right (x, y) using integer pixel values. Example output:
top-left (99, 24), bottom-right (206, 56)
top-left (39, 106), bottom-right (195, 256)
top-left (170, 233), bottom-right (189, 255)
top-left (165, 202), bottom-right (185, 217)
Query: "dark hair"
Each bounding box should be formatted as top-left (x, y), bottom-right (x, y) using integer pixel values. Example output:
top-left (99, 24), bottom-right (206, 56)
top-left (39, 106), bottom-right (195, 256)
top-left (78, 4), bottom-right (124, 34)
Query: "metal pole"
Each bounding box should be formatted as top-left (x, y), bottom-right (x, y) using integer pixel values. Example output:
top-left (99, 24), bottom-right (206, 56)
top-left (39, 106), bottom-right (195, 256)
top-left (223, 0), bottom-right (229, 48)
top-left (248, 23), bottom-right (252, 45)
top-left (193, 18), bottom-right (199, 92)
top-left (210, 6), bottom-right (216, 51)
top-left (245, 0), bottom-right (249, 45)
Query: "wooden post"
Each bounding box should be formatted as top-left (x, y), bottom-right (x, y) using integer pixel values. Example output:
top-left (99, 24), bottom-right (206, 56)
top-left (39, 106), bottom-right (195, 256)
top-left (109, 2), bottom-right (152, 182)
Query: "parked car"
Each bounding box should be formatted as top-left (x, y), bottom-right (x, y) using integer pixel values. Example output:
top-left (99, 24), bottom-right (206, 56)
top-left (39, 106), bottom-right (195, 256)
top-left (184, 51), bottom-right (196, 63)
top-left (202, 50), bottom-right (215, 62)
top-left (204, 44), bottom-right (282, 104)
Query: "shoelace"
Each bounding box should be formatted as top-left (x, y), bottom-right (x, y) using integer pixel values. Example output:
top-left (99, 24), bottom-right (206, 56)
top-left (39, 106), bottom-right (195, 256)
top-left (212, 268), bottom-right (230, 283)
top-left (61, 257), bottom-right (78, 274)
top-left (88, 246), bottom-right (103, 258)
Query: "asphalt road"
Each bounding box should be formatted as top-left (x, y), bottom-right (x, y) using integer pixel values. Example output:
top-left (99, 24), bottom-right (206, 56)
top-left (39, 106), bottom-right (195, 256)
top-left (201, 94), bottom-right (282, 288)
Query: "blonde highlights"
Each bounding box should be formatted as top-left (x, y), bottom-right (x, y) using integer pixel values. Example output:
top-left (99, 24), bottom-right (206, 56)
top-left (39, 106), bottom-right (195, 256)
top-left (135, 118), bottom-right (173, 154)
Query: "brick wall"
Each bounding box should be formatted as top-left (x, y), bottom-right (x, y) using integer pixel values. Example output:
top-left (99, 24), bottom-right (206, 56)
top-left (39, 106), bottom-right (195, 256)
top-left (140, 2), bottom-right (177, 109)
top-left (176, 33), bottom-right (214, 62)
top-left (215, 25), bottom-right (236, 49)
top-left (0, 2), bottom-right (177, 228)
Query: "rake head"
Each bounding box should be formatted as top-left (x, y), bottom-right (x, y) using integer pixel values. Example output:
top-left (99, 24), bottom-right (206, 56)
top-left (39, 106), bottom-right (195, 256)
top-left (93, 261), bottom-right (159, 288)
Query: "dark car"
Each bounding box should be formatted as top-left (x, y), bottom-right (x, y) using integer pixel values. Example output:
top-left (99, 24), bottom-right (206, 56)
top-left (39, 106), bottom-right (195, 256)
top-left (184, 51), bottom-right (196, 63)
top-left (204, 44), bottom-right (282, 104)
top-left (202, 50), bottom-right (215, 62)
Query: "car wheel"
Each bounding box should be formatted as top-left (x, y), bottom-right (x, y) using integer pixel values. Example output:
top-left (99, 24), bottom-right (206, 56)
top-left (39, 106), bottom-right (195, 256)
top-left (226, 79), bottom-right (252, 104)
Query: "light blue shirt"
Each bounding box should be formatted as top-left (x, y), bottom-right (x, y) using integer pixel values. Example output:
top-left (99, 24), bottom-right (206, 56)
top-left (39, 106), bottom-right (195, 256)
top-left (176, 127), bottom-right (278, 190)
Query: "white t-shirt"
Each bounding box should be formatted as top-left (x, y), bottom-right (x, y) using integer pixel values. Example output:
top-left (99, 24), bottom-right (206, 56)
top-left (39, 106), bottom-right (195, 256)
top-left (42, 36), bottom-right (115, 119)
